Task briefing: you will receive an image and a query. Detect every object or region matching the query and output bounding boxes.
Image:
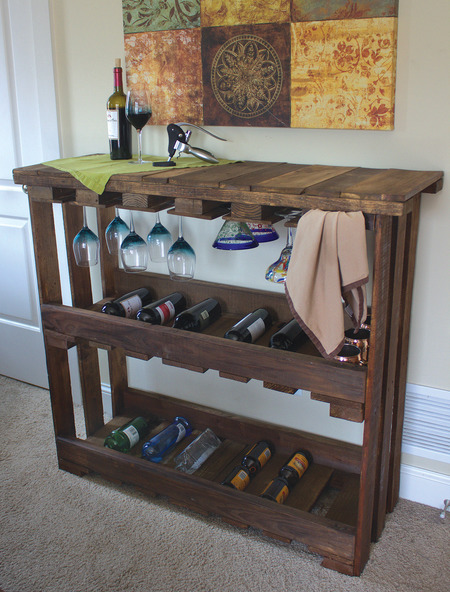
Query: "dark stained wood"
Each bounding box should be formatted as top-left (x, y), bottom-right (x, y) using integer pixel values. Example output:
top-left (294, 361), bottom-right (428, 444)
top-left (326, 473), bottom-right (360, 527)
top-left (167, 161), bottom-right (270, 187)
top-left (311, 392), bottom-right (364, 423)
top-left (76, 189), bottom-right (120, 206)
top-left (43, 341), bottom-right (76, 438)
top-left (218, 162), bottom-right (302, 190)
top-left (249, 165), bottom-right (356, 194)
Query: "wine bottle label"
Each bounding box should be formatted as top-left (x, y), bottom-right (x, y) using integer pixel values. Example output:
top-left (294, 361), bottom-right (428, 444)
top-left (287, 453), bottom-right (309, 477)
top-left (174, 423), bottom-right (187, 444)
top-left (198, 309), bottom-right (210, 329)
top-left (230, 469), bottom-right (251, 491)
top-left (273, 484), bottom-right (290, 504)
top-left (107, 109), bottom-right (119, 139)
top-left (247, 318), bottom-right (266, 342)
top-left (155, 301), bottom-right (176, 324)
top-left (120, 295), bottom-right (143, 318)
top-left (257, 447), bottom-right (272, 467)
top-left (122, 425), bottom-right (140, 447)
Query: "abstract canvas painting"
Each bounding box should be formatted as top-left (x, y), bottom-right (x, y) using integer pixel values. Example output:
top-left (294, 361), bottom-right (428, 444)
top-left (122, 0), bottom-right (398, 130)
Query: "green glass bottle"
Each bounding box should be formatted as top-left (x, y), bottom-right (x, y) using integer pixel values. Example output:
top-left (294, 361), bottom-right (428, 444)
top-left (104, 417), bottom-right (148, 452)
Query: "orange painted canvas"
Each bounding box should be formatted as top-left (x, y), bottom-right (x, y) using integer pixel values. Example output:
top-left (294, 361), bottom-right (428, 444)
top-left (122, 1), bottom-right (399, 130)
top-left (291, 18), bottom-right (398, 130)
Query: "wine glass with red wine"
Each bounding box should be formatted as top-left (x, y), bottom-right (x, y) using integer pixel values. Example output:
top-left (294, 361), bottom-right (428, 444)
top-left (125, 86), bottom-right (152, 164)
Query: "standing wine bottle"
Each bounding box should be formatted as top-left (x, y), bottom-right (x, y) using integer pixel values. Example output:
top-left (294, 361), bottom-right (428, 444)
top-left (101, 288), bottom-right (152, 318)
top-left (104, 417), bottom-right (148, 453)
top-left (136, 292), bottom-right (186, 325)
top-left (107, 58), bottom-right (132, 160)
top-left (269, 319), bottom-right (306, 351)
top-left (173, 298), bottom-right (221, 332)
top-left (224, 308), bottom-right (272, 343)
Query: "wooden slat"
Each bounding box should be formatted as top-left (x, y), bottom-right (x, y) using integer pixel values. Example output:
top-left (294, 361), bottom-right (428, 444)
top-left (167, 161), bottom-right (270, 187)
top-left (287, 464), bottom-right (335, 512)
top-left (250, 165), bottom-right (356, 194)
top-left (219, 162), bottom-right (301, 190)
top-left (326, 474), bottom-right (360, 527)
top-left (342, 169), bottom-right (444, 202)
top-left (303, 168), bottom-right (387, 198)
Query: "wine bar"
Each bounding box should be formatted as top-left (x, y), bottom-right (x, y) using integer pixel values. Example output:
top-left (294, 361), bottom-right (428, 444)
top-left (13, 159), bottom-right (443, 576)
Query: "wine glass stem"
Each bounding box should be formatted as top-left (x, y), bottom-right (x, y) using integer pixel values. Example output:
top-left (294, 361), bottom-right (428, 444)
top-left (286, 227), bottom-right (293, 247)
top-left (82, 206), bottom-right (88, 228)
top-left (129, 211), bottom-right (135, 233)
top-left (137, 129), bottom-right (143, 164)
top-left (178, 216), bottom-right (183, 239)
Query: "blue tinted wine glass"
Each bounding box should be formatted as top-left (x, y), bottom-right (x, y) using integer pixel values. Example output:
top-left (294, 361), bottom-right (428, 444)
top-left (147, 212), bottom-right (172, 262)
top-left (120, 211), bottom-right (148, 272)
top-left (126, 86), bottom-right (152, 165)
top-left (167, 217), bottom-right (196, 280)
top-left (73, 206), bottom-right (100, 267)
top-left (105, 208), bottom-right (129, 255)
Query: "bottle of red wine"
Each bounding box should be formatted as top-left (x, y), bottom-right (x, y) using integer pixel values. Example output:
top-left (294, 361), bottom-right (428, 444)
top-left (173, 298), bottom-right (221, 332)
top-left (136, 292), bottom-right (186, 325)
top-left (224, 308), bottom-right (272, 343)
top-left (107, 58), bottom-right (132, 160)
top-left (101, 288), bottom-right (152, 318)
top-left (269, 319), bottom-right (306, 351)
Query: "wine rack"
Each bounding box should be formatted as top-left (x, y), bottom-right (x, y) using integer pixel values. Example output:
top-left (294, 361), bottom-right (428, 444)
top-left (14, 160), bottom-right (443, 576)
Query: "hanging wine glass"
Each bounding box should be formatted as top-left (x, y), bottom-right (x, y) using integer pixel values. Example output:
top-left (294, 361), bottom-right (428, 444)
top-left (120, 211), bottom-right (148, 272)
top-left (167, 217), bottom-right (196, 280)
top-left (105, 208), bottom-right (130, 255)
top-left (125, 86), bottom-right (152, 165)
top-left (247, 222), bottom-right (279, 243)
top-left (73, 206), bottom-right (100, 267)
top-left (147, 212), bottom-right (172, 262)
top-left (212, 220), bottom-right (259, 250)
top-left (265, 226), bottom-right (294, 284)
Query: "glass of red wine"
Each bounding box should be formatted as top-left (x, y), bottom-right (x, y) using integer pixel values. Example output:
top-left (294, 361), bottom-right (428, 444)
top-left (125, 86), bottom-right (152, 164)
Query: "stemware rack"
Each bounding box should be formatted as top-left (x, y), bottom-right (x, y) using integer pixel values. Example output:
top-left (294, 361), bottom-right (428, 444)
top-left (13, 160), bottom-right (443, 576)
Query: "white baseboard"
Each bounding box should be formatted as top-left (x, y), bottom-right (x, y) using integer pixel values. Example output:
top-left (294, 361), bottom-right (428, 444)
top-left (399, 464), bottom-right (450, 509)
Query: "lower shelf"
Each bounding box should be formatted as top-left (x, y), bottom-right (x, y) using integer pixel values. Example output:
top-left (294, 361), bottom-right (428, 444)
top-left (55, 391), bottom-right (361, 574)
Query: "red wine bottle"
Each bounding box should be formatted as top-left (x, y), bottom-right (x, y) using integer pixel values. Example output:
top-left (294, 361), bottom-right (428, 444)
top-left (224, 308), bottom-right (272, 343)
top-left (269, 319), bottom-right (306, 351)
top-left (136, 292), bottom-right (186, 325)
top-left (101, 288), bottom-right (152, 318)
top-left (173, 298), bottom-right (221, 332)
top-left (107, 59), bottom-right (132, 160)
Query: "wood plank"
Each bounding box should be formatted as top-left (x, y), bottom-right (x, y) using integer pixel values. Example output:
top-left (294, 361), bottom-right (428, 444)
top-left (219, 162), bottom-right (301, 190)
top-left (342, 169), bottom-right (444, 202)
top-left (76, 341), bottom-right (104, 436)
top-left (250, 165), bottom-right (356, 194)
top-left (56, 436), bottom-right (357, 562)
top-left (287, 464), bottom-right (335, 512)
top-left (304, 168), bottom-right (387, 198)
top-left (167, 161), bottom-right (270, 187)
top-left (326, 473), bottom-right (360, 527)
top-left (44, 342), bottom-right (77, 438)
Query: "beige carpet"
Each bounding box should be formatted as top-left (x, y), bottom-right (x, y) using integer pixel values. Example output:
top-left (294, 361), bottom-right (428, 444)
top-left (0, 374), bottom-right (448, 592)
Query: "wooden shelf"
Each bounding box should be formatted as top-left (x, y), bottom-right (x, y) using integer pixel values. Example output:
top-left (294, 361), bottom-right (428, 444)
top-left (13, 158), bottom-right (444, 576)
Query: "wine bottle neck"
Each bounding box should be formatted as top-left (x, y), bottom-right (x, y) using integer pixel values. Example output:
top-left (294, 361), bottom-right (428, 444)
top-left (113, 67), bottom-right (124, 91)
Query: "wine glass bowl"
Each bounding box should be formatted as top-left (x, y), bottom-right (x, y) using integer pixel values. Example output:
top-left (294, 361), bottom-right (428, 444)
top-left (105, 209), bottom-right (130, 255)
top-left (73, 206), bottom-right (100, 267)
top-left (167, 218), bottom-right (196, 280)
top-left (147, 213), bottom-right (172, 262)
top-left (120, 211), bottom-right (148, 272)
top-left (125, 86), bottom-right (152, 164)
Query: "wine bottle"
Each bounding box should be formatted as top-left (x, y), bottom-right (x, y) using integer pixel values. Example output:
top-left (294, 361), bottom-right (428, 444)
top-left (107, 58), bottom-right (132, 160)
top-left (173, 298), bottom-right (221, 332)
top-left (101, 288), bottom-right (152, 318)
top-left (269, 319), bottom-right (306, 351)
top-left (141, 416), bottom-right (193, 463)
top-left (278, 449), bottom-right (312, 487)
top-left (136, 292), bottom-right (186, 325)
top-left (224, 308), bottom-right (272, 343)
top-left (104, 417), bottom-right (148, 453)
top-left (241, 440), bottom-right (274, 476)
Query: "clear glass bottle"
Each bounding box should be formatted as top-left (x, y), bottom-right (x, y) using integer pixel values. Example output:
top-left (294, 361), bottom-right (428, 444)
top-left (174, 428), bottom-right (221, 474)
top-left (104, 417), bottom-right (148, 453)
top-left (224, 308), bottom-right (272, 343)
top-left (141, 416), bottom-right (193, 463)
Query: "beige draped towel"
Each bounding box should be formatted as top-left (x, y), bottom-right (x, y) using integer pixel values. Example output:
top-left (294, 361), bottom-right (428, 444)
top-left (285, 210), bottom-right (369, 359)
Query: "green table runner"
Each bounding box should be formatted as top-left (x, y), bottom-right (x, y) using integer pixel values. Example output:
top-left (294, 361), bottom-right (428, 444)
top-left (43, 153), bottom-right (235, 195)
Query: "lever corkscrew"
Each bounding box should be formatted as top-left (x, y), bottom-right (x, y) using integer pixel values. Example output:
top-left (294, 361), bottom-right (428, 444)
top-left (153, 123), bottom-right (227, 167)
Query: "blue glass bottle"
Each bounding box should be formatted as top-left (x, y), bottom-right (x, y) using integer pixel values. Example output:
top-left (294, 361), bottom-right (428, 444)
top-left (141, 416), bottom-right (192, 463)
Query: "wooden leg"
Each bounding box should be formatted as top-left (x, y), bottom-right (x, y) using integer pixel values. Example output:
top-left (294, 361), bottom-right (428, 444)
top-left (77, 341), bottom-right (104, 436)
top-left (108, 347), bottom-right (128, 416)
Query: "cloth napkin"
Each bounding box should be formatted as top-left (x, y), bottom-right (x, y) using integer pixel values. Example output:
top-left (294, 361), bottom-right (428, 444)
top-left (43, 153), bottom-right (236, 195)
top-left (285, 210), bottom-right (369, 359)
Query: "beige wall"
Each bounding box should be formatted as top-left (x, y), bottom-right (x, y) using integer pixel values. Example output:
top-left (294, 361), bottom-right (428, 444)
top-left (49, 1), bottom-right (449, 458)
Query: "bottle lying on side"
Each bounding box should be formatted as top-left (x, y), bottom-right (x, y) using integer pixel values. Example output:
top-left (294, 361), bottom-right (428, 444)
top-left (136, 292), bottom-right (186, 325)
top-left (269, 318), bottom-right (306, 351)
top-left (224, 308), bottom-right (272, 343)
top-left (173, 298), bottom-right (221, 332)
top-left (141, 416), bottom-right (193, 463)
top-left (104, 417), bottom-right (149, 453)
top-left (101, 288), bottom-right (152, 318)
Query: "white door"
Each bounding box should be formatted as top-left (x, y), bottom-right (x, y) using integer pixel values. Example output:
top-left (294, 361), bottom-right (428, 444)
top-left (0, 0), bottom-right (60, 387)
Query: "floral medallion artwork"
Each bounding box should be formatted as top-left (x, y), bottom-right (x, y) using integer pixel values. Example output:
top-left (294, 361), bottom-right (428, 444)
top-left (122, 0), bottom-right (399, 130)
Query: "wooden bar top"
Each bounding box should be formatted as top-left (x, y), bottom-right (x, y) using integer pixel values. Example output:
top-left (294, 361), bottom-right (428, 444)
top-left (13, 159), bottom-right (444, 216)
